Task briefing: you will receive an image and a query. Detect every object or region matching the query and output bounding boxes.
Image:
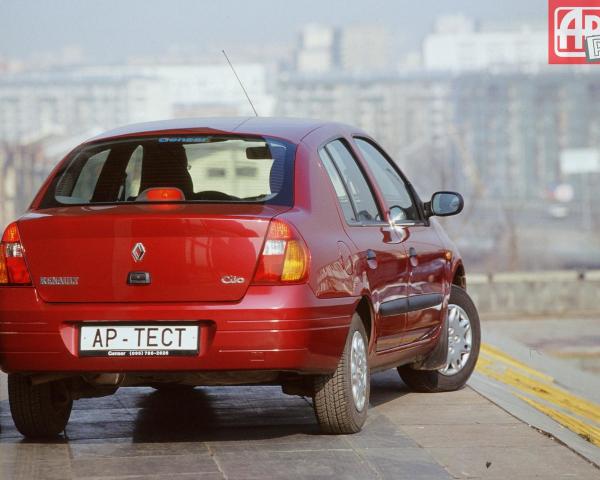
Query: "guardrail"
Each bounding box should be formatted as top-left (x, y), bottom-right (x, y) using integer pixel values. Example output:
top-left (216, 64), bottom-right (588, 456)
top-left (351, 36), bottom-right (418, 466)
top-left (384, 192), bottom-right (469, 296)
top-left (466, 270), bottom-right (600, 317)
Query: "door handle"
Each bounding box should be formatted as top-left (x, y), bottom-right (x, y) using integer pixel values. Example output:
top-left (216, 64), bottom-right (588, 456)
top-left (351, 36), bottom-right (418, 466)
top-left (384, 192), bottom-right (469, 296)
top-left (366, 249), bottom-right (377, 269)
top-left (408, 247), bottom-right (418, 267)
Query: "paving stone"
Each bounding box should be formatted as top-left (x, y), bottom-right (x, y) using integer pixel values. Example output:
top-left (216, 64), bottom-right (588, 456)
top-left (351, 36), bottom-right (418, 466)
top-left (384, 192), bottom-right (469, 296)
top-left (370, 370), bottom-right (489, 407)
top-left (401, 423), bottom-right (550, 448)
top-left (83, 475), bottom-right (224, 480)
top-left (379, 402), bottom-right (521, 425)
top-left (212, 449), bottom-right (379, 479)
top-left (1, 372), bottom-right (599, 479)
top-left (427, 445), bottom-right (600, 479)
top-left (1, 462), bottom-right (74, 480)
top-left (359, 447), bottom-right (452, 479)
top-left (344, 413), bottom-right (417, 450)
top-left (71, 453), bottom-right (220, 478)
top-left (64, 421), bottom-right (139, 441)
top-left (69, 408), bottom-right (136, 423)
top-left (0, 442), bottom-right (72, 465)
top-left (0, 374), bottom-right (7, 402)
top-left (69, 441), bottom-right (210, 458)
top-left (207, 430), bottom-right (349, 452)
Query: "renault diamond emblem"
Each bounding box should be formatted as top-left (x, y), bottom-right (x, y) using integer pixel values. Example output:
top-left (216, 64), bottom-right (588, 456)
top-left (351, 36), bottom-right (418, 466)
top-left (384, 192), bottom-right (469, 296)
top-left (132, 242), bottom-right (146, 262)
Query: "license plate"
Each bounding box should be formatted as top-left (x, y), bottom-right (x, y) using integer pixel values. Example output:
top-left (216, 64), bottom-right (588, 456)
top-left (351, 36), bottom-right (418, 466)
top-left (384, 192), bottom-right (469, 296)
top-left (79, 324), bottom-right (199, 357)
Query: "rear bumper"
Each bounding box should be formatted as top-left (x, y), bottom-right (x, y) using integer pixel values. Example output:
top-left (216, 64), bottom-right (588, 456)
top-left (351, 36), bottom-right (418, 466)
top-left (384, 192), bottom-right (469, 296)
top-left (0, 285), bottom-right (355, 375)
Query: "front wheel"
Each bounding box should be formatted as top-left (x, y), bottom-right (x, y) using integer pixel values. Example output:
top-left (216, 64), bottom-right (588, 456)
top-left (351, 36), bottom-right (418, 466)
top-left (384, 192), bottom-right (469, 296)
top-left (312, 313), bottom-right (370, 434)
top-left (8, 374), bottom-right (73, 438)
top-left (398, 285), bottom-right (480, 392)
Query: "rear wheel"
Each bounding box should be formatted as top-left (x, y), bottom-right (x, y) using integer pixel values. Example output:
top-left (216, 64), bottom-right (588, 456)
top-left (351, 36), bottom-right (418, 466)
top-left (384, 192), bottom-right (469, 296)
top-left (313, 313), bottom-right (369, 434)
top-left (398, 285), bottom-right (480, 392)
top-left (8, 374), bottom-right (72, 438)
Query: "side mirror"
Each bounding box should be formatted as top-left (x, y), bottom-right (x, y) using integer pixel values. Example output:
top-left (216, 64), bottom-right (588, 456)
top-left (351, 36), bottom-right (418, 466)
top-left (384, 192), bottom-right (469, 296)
top-left (426, 191), bottom-right (464, 217)
top-left (388, 205), bottom-right (408, 224)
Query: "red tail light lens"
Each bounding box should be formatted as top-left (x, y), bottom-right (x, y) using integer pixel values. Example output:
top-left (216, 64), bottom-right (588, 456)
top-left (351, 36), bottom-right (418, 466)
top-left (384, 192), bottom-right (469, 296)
top-left (0, 222), bottom-right (32, 285)
top-left (252, 220), bottom-right (309, 284)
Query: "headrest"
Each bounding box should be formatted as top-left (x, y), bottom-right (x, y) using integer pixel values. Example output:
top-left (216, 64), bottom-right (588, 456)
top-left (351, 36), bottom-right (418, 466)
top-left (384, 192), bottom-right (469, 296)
top-left (139, 144), bottom-right (194, 198)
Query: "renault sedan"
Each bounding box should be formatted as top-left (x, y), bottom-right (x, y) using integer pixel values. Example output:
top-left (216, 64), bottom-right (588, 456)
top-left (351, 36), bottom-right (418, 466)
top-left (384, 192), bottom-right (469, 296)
top-left (0, 117), bottom-right (480, 437)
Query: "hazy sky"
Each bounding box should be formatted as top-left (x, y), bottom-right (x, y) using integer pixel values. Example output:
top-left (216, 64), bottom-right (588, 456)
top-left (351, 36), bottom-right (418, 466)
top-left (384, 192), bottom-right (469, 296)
top-left (1, 0), bottom-right (547, 62)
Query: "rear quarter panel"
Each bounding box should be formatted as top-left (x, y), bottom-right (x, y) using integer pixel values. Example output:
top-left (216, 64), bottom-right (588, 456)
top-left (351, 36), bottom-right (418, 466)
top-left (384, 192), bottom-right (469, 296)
top-left (281, 133), bottom-right (358, 300)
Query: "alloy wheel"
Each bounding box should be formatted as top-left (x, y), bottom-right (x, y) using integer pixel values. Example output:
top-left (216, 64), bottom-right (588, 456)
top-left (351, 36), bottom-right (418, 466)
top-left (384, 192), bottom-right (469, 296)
top-left (438, 304), bottom-right (472, 376)
top-left (350, 331), bottom-right (368, 411)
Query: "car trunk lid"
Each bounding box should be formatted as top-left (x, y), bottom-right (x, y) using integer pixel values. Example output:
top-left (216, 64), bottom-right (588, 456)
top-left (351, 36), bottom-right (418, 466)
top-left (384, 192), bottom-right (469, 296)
top-left (18, 204), bottom-right (289, 303)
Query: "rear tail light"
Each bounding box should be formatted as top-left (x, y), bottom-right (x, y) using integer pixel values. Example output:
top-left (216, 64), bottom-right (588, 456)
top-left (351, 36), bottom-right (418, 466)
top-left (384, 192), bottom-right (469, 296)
top-left (252, 220), bottom-right (309, 284)
top-left (0, 222), bottom-right (32, 285)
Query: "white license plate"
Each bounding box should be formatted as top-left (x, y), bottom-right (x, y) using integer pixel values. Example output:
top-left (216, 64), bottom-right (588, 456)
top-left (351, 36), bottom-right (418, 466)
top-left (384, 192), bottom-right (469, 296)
top-left (79, 324), bottom-right (199, 357)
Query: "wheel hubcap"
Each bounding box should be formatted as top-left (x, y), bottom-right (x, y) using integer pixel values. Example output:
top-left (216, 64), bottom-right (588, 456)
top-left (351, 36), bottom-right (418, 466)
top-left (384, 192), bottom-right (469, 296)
top-left (350, 331), bottom-right (368, 411)
top-left (439, 304), bottom-right (472, 376)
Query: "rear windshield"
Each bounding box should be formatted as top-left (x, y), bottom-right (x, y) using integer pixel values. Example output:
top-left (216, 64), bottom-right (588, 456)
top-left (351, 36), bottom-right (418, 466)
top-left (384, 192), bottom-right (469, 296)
top-left (39, 135), bottom-right (295, 208)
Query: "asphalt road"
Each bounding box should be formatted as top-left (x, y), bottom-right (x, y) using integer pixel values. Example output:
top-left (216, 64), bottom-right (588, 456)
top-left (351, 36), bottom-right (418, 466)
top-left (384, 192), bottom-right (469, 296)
top-left (1, 369), bottom-right (598, 480)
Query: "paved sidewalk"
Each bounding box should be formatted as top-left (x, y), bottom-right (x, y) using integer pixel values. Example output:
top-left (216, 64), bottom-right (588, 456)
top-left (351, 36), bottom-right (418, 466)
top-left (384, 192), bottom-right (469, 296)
top-left (482, 317), bottom-right (600, 375)
top-left (471, 326), bottom-right (600, 466)
top-left (1, 369), bottom-right (598, 479)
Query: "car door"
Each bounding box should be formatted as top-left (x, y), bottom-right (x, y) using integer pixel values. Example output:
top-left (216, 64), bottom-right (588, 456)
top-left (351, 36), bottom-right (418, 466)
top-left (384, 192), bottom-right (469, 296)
top-left (318, 139), bottom-right (409, 352)
top-left (353, 137), bottom-right (446, 345)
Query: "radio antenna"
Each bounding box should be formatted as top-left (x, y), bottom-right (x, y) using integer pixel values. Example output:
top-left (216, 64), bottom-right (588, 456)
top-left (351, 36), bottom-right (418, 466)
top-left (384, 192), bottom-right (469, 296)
top-left (222, 49), bottom-right (258, 117)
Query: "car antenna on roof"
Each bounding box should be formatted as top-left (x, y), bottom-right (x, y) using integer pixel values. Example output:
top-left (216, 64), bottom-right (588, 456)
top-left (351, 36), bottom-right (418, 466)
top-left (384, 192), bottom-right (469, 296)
top-left (222, 49), bottom-right (259, 117)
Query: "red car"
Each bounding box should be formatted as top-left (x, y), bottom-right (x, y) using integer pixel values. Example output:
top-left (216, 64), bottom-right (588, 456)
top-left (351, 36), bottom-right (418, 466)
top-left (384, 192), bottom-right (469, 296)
top-left (0, 118), bottom-right (480, 437)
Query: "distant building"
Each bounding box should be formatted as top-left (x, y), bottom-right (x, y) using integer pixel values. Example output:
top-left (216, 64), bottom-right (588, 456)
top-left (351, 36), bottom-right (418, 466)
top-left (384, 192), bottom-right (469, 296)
top-left (423, 15), bottom-right (547, 73)
top-left (276, 71), bottom-right (600, 200)
top-left (80, 64), bottom-right (274, 117)
top-left (449, 73), bottom-right (600, 200)
top-left (295, 24), bottom-right (393, 74)
top-left (276, 73), bottom-right (452, 195)
top-left (0, 64), bottom-right (273, 141)
top-left (0, 131), bottom-right (100, 228)
top-left (0, 141), bottom-right (47, 228)
top-left (0, 73), bottom-right (169, 141)
top-left (338, 24), bottom-right (393, 74)
top-left (296, 24), bottom-right (337, 74)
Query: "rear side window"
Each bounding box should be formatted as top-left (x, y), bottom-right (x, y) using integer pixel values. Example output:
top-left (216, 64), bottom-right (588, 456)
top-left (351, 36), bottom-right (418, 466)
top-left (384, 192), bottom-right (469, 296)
top-left (354, 138), bottom-right (420, 222)
top-left (41, 135), bottom-right (295, 208)
top-left (68, 150), bottom-right (110, 202)
top-left (320, 140), bottom-right (381, 224)
top-left (318, 150), bottom-right (357, 222)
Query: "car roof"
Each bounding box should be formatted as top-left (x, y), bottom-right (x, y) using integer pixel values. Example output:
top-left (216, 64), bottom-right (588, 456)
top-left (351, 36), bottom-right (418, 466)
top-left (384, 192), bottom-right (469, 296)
top-left (89, 117), bottom-right (358, 144)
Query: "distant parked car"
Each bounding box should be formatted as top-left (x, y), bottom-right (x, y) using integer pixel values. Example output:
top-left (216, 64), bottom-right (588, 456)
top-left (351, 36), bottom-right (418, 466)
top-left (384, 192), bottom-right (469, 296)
top-left (0, 117), bottom-right (480, 437)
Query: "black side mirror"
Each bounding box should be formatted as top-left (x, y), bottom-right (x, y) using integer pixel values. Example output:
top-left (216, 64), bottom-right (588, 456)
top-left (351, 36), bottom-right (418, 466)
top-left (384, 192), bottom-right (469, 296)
top-left (425, 191), bottom-right (464, 217)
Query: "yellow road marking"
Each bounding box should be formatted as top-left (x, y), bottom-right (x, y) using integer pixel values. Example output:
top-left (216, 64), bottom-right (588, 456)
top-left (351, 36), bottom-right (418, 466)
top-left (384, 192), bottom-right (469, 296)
top-left (478, 364), bottom-right (600, 424)
top-left (476, 342), bottom-right (600, 446)
top-left (480, 344), bottom-right (554, 383)
top-left (475, 356), bottom-right (493, 369)
top-left (517, 394), bottom-right (600, 447)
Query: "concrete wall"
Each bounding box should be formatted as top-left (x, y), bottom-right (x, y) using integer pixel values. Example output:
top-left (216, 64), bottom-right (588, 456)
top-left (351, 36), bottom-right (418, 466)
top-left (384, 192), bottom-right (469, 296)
top-left (466, 270), bottom-right (600, 317)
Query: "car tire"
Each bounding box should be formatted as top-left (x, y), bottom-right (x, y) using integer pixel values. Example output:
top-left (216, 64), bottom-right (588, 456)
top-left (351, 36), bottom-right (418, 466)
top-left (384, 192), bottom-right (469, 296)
top-left (313, 313), bottom-right (370, 434)
top-left (398, 285), bottom-right (480, 393)
top-left (8, 374), bottom-right (72, 438)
